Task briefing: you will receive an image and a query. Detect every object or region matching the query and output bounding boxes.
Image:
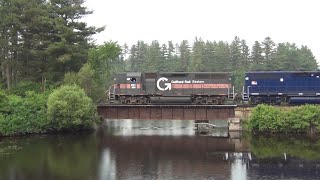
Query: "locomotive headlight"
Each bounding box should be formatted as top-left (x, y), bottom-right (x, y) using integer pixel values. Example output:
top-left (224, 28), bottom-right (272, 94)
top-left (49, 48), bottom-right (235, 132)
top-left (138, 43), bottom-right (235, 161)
top-left (245, 77), bottom-right (249, 80)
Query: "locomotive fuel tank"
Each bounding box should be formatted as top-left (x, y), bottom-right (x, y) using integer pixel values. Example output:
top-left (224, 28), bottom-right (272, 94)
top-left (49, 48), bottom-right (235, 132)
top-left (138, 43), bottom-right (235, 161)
top-left (288, 97), bottom-right (320, 105)
top-left (150, 96), bottom-right (192, 104)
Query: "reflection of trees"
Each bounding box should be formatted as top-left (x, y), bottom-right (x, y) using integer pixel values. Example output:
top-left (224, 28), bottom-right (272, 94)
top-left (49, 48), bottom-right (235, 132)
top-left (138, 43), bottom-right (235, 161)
top-left (0, 133), bottom-right (99, 180)
top-left (248, 134), bottom-right (320, 160)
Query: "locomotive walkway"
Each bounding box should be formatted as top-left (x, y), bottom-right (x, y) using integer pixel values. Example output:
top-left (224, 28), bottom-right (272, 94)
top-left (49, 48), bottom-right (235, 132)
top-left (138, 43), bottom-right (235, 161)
top-left (97, 104), bottom-right (238, 120)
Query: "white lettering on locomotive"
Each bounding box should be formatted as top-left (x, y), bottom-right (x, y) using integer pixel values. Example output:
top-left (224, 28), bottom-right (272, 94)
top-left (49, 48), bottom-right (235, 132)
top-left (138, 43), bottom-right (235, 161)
top-left (157, 77), bottom-right (172, 91)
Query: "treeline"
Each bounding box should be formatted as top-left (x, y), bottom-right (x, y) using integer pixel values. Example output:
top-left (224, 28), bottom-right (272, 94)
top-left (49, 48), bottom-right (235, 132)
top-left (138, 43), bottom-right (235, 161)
top-left (0, 0), bottom-right (103, 90)
top-left (124, 37), bottom-right (318, 72)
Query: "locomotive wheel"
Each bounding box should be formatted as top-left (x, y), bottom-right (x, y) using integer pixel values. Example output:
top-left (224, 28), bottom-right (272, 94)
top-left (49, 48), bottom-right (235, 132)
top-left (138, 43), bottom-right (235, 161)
top-left (136, 99), bottom-right (142, 104)
top-left (201, 99), bottom-right (207, 104)
top-left (212, 99), bottom-right (218, 105)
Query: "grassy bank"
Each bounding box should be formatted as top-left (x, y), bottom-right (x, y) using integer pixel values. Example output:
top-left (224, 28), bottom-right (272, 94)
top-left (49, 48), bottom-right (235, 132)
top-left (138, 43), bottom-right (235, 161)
top-left (245, 104), bottom-right (320, 134)
top-left (0, 85), bottom-right (100, 136)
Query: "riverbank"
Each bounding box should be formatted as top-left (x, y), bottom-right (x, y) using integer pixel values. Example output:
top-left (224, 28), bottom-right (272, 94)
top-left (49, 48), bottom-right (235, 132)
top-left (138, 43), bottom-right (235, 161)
top-left (0, 85), bottom-right (99, 137)
top-left (244, 104), bottom-right (320, 134)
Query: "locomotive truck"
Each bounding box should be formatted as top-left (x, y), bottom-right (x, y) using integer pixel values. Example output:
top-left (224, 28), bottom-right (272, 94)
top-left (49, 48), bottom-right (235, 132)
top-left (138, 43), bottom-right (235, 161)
top-left (109, 72), bottom-right (235, 104)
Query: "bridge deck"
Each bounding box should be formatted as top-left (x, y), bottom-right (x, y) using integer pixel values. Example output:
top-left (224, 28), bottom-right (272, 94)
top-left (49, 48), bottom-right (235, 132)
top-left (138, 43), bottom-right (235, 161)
top-left (97, 104), bottom-right (236, 120)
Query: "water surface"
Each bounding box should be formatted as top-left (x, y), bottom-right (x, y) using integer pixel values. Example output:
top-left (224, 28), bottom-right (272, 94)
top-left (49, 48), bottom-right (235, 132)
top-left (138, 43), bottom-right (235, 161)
top-left (0, 119), bottom-right (320, 180)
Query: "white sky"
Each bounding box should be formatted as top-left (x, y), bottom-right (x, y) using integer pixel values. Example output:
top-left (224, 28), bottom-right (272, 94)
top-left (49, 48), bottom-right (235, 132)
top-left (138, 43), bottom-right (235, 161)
top-left (84, 0), bottom-right (320, 61)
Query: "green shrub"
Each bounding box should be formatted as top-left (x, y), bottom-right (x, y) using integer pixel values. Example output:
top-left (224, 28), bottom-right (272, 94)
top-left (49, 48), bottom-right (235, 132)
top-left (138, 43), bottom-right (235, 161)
top-left (287, 105), bottom-right (320, 133)
top-left (47, 85), bottom-right (98, 131)
top-left (10, 81), bottom-right (42, 96)
top-left (0, 90), bottom-right (11, 114)
top-left (246, 104), bottom-right (285, 132)
top-left (0, 92), bottom-right (49, 136)
top-left (246, 104), bottom-right (320, 133)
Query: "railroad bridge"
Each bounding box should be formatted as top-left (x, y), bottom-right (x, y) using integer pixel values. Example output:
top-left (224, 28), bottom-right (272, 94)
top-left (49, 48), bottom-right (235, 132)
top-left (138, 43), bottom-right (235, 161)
top-left (97, 104), bottom-right (239, 120)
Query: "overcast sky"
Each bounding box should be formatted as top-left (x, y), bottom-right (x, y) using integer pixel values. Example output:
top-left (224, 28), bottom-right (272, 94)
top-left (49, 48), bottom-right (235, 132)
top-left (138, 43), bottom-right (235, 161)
top-left (84, 0), bottom-right (320, 61)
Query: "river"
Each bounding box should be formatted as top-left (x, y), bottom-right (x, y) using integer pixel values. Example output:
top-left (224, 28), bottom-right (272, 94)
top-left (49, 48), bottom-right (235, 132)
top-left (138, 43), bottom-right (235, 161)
top-left (0, 119), bottom-right (320, 180)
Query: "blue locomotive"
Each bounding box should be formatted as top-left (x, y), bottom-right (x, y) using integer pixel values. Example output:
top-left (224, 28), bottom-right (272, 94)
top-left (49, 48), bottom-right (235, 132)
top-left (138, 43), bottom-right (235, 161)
top-left (243, 71), bottom-right (320, 104)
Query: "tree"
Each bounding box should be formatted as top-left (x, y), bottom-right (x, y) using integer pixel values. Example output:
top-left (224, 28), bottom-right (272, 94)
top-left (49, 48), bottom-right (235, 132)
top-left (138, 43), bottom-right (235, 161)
top-left (160, 43), bottom-right (168, 71)
top-left (261, 37), bottom-right (276, 70)
top-left (88, 42), bottom-right (121, 100)
top-left (129, 41), bottom-right (148, 72)
top-left (47, 0), bottom-right (104, 81)
top-left (229, 36), bottom-right (242, 71)
top-left (240, 39), bottom-right (250, 70)
top-left (203, 41), bottom-right (215, 72)
top-left (178, 40), bottom-right (191, 71)
top-left (298, 45), bottom-right (318, 70)
top-left (190, 37), bottom-right (205, 72)
top-left (0, 0), bottom-right (104, 90)
top-left (166, 41), bottom-right (178, 71)
top-left (146, 40), bottom-right (162, 71)
top-left (214, 41), bottom-right (231, 72)
top-left (251, 41), bottom-right (263, 70)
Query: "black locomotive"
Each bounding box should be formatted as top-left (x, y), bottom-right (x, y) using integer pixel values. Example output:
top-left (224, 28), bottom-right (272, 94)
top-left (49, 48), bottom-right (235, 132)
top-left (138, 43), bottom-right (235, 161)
top-left (109, 72), bottom-right (234, 104)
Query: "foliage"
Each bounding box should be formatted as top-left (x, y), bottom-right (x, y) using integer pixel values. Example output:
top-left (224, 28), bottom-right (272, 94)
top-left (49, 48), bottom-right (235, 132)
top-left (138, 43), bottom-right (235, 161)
top-left (47, 85), bottom-right (98, 131)
top-left (0, 90), bottom-right (11, 114)
top-left (288, 105), bottom-right (320, 133)
top-left (0, 0), bottom-right (104, 90)
top-left (0, 92), bottom-right (49, 136)
top-left (232, 70), bottom-right (246, 93)
top-left (88, 41), bottom-right (122, 87)
top-left (246, 104), bottom-right (285, 133)
top-left (245, 104), bottom-right (320, 133)
top-left (63, 42), bottom-right (122, 102)
top-left (9, 81), bottom-right (42, 96)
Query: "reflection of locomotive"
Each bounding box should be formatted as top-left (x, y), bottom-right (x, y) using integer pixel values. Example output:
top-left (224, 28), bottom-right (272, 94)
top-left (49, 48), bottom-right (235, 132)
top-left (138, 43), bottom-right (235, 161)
top-left (109, 72), bottom-right (234, 104)
top-left (243, 71), bottom-right (320, 104)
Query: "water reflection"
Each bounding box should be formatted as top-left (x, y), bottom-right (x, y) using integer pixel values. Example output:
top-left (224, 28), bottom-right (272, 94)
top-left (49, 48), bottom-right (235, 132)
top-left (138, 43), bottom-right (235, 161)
top-left (104, 119), bottom-right (228, 137)
top-left (0, 120), bottom-right (320, 180)
top-left (99, 148), bottom-right (116, 180)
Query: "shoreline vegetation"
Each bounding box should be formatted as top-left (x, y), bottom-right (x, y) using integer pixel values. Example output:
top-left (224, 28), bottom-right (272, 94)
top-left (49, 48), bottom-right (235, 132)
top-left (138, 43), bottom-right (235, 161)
top-left (245, 104), bottom-right (320, 134)
top-left (0, 85), bottom-right (100, 137)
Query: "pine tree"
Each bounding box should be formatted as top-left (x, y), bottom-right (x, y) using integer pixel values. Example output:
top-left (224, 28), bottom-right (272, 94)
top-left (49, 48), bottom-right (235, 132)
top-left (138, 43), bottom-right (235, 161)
top-left (203, 41), bottom-right (215, 72)
top-left (190, 37), bottom-right (205, 72)
top-left (240, 39), bottom-right (250, 70)
top-left (146, 40), bottom-right (161, 72)
top-left (229, 36), bottom-right (242, 71)
top-left (178, 40), bottom-right (191, 71)
top-left (261, 37), bottom-right (276, 70)
top-left (251, 41), bottom-right (263, 70)
top-left (214, 41), bottom-right (231, 72)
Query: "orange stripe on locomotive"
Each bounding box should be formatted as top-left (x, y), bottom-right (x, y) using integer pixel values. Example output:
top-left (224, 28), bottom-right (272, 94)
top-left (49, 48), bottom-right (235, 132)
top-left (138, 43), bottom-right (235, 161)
top-left (172, 83), bottom-right (231, 89)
